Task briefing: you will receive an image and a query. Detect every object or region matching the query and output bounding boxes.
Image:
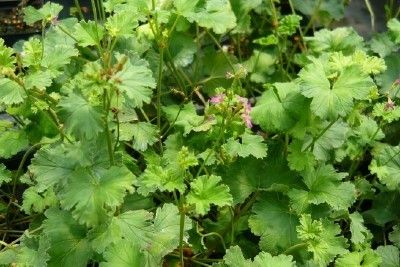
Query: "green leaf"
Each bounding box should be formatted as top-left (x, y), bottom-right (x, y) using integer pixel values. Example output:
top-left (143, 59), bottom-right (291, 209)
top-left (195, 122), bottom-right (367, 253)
top-left (187, 175), bottom-right (232, 215)
top-left (192, 0), bottom-right (237, 34)
top-left (370, 33), bottom-right (397, 58)
top-left (24, 71), bottom-right (53, 90)
top-left (138, 146), bottom-right (197, 195)
top-left (15, 235), bottom-right (50, 267)
top-left (389, 225), bottom-right (400, 248)
top-left (0, 38), bottom-right (16, 69)
top-left (130, 122), bottom-right (158, 151)
top-left (111, 54), bottom-right (156, 108)
top-left (349, 212), bottom-right (370, 245)
top-left (43, 209), bottom-right (92, 267)
top-left (0, 78), bottom-right (27, 105)
top-left (105, 11), bottom-right (138, 37)
top-left (22, 38), bottom-right (42, 67)
top-left (243, 50), bottom-right (276, 84)
top-left (223, 245), bottom-right (296, 267)
top-left (373, 102), bottom-right (400, 123)
top-left (168, 32), bottom-right (197, 67)
top-left (288, 164), bottom-right (355, 213)
top-left (0, 164), bottom-right (11, 186)
top-left (376, 54), bottom-right (400, 96)
top-left (388, 18), bottom-right (400, 43)
top-left (248, 193), bottom-right (299, 253)
top-left (292, 0), bottom-right (345, 22)
top-left (174, 0), bottom-right (199, 17)
top-left (297, 214), bottom-right (348, 266)
top-left (370, 143), bottom-right (400, 190)
top-left (100, 240), bottom-right (146, 267)
top-left (304, 27), bottom-right (363, 54)
top-left (353, 116), bottom-right (384, 145)
top-left (336, 249), bottom-right (381, 267)
top-left (251, 82), bottom-right (309, 131)
top-left (60, 166), bottom-right (135, 226)
top-left (42, 45), bottom-right (79, 74)
top-left (163, 103), bottom-right (204, 136)
top-left (287, 140), bottom-right (315, 171)
top-left (299, 60), bottom-right (374, 120)
top-left (0, 130), bottom-right (29, 159)
top-left (352, 50), bottom-right (387, 75)
top-left (302, 119), bottom-right (349, 162)
top-left (221, 142), bottom-right (299, 205)
top-left (376, 246), bottom-right (400, 267)
top-left (23, 2), bottom-right (63, 25)
top-left (29, 145), bottom-right (76, 192)
top-left (222, 132), bottom-right (267, 159)
top-left (363, 192), bottom-right (400, 226)
top-left (230, 0), bottom-right (262, 33)
top-left (59, 93), bottom-right (103, 140)
top-left (113, 204), bottom-right (191, 266)
top-left (138, 164), bottom-right (186, 194)
top-left (74, 21), bottom-right (105, 47)
top-left (22, 187), bottom-right (57, 214)
top-left (278, 15), bottom-right (302, 36)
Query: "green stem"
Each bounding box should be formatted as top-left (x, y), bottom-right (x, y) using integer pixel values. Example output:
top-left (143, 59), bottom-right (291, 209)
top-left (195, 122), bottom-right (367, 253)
top-left (157, 47), bottom-right (164, 152)
top-left (0, 241), bottom-right (13, 249)
top-left (303, 0), bottom-right (322, 34)
top-left (196, 223), bottom-right (227, 251)
top-left (288, 0), bottom-right (307, 50)
top-left (365, 0), bottom-right (375, 32)
top-left (179, 202), bottom-right (185, 267)
top-left (304, 118), bottom-right (338, 152)
top-left (283, 242), bottom-right (307, 255)
top-left (90, 0), bottom-right (98, 23)
top-left (9, 143), bottom-right (45, 205)
top-left (74, 0), bottom-right (85, 20)
top-left (46, 108), bottom-right (73, 143)
top-left (97, 0), bottom-right (106, 21)
top-left (41, 21), bottom-right (45, 60)
top-left (103, 88), bottom-right (114, 166)
top-left (168, 254), bottom-right (212, 267)
top-left (206, 30), bottom-right (235, 72)
top-left (195, 117), bottom-right (227, 178)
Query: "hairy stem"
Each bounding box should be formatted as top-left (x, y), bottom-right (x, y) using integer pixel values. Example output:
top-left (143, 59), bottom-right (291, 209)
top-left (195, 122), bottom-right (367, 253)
top-left (74, 0), bottom-right (85, 20)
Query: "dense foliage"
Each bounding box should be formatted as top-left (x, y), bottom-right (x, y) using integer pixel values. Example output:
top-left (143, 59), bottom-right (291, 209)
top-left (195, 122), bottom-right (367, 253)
top-left (0, 0), bottom-right (400, 266)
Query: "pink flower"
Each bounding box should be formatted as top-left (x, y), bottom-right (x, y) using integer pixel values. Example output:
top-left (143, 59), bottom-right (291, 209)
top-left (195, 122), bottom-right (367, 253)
top-left (210, 94), bottom-right (225, 104)
top-left (395, 79), bottom-right (400, 85)
top-left (242, 113), bottom-right (253, 128)
top-left (236, 96), bottom-right (253, 128)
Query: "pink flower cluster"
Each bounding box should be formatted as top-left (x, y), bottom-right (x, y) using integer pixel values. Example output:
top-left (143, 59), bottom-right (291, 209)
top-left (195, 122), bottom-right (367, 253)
top-left (209, 94), bottom-right (253, 128)
top-left (210, 94), bottom-right (225, 104)
top-left (237, 96), bottom-right (253, 128)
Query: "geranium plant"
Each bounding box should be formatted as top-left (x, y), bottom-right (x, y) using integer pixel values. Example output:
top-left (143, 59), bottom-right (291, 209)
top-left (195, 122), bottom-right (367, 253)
top-left (0, 0), bottom-right (400, 266)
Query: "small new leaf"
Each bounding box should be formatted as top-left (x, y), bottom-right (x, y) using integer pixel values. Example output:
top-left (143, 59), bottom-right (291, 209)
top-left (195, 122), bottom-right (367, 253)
top-left (223, 132), bottom-right (267, 159)
top-left (223, 245), bottom-right (296, 267)
top-left (187, 175), bottom-right (232, 215)
top-left (297, 214), bottom-right (348, 266)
